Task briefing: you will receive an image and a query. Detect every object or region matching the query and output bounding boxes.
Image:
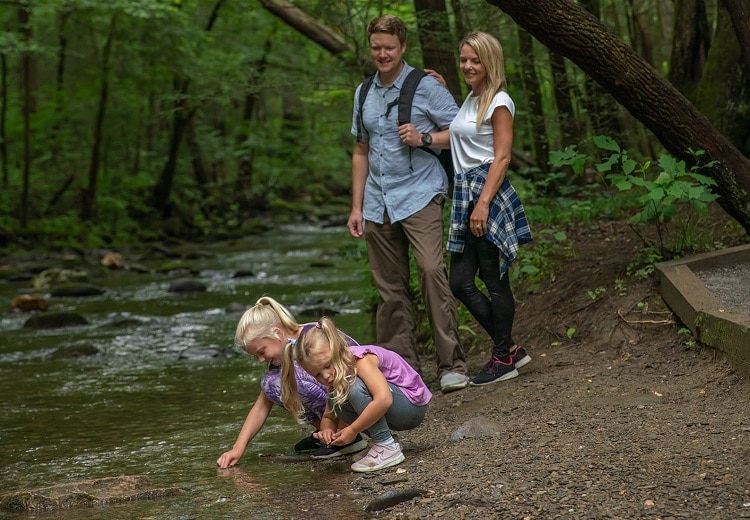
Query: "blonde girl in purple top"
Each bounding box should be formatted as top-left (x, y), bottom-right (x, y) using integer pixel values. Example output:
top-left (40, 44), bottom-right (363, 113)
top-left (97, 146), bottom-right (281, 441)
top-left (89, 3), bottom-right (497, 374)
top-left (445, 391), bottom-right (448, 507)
top-left (280, 317), bottom-right (432, 472)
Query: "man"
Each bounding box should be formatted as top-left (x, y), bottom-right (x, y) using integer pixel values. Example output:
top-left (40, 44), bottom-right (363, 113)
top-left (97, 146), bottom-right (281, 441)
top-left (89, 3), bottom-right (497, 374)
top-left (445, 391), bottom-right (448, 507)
top-left (347, 14), bottom-right (468, 393)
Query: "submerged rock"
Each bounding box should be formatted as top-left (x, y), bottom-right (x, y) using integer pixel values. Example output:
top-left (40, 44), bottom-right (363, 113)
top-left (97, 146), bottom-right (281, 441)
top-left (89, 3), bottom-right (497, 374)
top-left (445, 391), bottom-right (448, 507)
top-left (23, 311), bottom-right (89, 329)
top-left (49, 284), bottom-right (106, 297)
top-left (168, 278), bottom-right (207, 293)
top-left (0, 475), bottom-right (182, 511)
top-left (11, 294), bottom-right (48, 312)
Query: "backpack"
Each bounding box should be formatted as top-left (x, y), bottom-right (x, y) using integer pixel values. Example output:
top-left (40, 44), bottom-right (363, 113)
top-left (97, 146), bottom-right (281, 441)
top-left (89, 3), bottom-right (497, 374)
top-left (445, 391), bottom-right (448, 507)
top-left (356, 68), bottom-right (455, 186)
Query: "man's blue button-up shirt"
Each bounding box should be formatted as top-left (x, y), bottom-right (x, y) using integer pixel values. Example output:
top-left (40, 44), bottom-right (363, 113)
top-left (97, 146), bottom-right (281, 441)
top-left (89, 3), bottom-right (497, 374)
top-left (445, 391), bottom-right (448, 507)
top-left (351, 62), bottom-right (459, 224)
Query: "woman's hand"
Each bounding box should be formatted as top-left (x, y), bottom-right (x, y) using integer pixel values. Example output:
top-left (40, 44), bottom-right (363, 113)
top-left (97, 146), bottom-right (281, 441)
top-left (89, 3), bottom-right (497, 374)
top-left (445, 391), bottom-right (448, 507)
top-left (424, 68), bottom-right (447, 87)
top-left (470, 204), bottom-right (490, 236)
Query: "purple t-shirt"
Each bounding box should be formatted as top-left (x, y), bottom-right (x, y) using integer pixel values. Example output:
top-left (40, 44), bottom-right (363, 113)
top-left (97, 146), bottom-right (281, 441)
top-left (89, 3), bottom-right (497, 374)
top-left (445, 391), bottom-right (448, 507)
top-left (350, 345), bottom-right (432, 406)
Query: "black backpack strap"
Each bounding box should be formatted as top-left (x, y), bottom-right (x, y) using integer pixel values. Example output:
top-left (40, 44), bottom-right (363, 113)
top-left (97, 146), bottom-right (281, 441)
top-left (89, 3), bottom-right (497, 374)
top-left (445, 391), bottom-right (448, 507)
top-left (356, 74), bottom-right (376, 143)
top-left (398, 69), bottom-right (443, 162)
top-left (397, 68), bottom-right (427, 126)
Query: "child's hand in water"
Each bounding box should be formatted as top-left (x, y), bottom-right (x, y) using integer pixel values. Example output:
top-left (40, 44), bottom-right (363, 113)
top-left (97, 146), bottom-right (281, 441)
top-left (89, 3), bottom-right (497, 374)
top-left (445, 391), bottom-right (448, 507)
top-left (314, 428), bottom-right (335, 446)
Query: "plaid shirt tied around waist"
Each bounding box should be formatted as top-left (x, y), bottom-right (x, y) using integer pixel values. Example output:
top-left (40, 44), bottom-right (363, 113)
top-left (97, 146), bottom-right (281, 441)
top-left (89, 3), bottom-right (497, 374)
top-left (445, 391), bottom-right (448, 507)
top-left (447, 163), bottom-right (533, 277)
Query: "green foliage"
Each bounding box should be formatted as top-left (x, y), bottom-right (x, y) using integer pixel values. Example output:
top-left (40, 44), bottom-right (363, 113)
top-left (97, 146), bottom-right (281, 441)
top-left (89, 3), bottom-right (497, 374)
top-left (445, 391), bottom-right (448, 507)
top-left (547, 136), bottom-right (722, 279)
top-left (592, 135), bottom-right (719, 257)
top-left (511, 228), bottom-right (573, 292)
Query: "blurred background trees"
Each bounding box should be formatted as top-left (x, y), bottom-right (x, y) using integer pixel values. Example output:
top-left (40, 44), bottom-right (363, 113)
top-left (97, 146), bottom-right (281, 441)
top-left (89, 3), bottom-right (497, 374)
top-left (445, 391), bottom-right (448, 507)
top-left (0, 0), bottom-right (747, 249)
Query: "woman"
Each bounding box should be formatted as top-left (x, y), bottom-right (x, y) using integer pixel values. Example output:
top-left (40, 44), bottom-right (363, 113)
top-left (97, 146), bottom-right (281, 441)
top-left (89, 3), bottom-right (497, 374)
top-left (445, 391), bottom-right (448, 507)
top-left (447, 32), bottom-right (533, 386)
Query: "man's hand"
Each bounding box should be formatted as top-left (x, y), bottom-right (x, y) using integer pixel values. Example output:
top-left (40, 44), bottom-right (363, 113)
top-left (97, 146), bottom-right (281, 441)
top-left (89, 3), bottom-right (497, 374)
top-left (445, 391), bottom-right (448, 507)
top-left (397, 122), bottom-right (423, 147)
top-left (347, 208), bottom-right (364, 238)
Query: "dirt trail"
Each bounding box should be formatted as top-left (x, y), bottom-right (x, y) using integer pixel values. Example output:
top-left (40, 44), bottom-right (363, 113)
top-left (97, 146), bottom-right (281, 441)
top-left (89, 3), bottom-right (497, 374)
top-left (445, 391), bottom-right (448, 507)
top-left (339, 218), bottom-right (750, 518)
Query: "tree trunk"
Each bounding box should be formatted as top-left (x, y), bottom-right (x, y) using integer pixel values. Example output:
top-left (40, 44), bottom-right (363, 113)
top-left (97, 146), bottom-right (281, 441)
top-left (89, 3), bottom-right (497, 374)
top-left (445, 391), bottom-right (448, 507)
top-left (184, 115), bottom-right (210, 186)
top-left (151, 0), bottom-right (223, 218)
top-left (414, 0), bottom-right (462, 103)
top-left (81, 14), bottom-right (116, 222)
top-left (720, 0), bottom-right (750, 72)
top-left (18, 4), bottom-right (33, 229)
top-left (669, 0), bottom-right (710, 98)
top-left (484, 0), bottom-right (750, 234)
top-left (516, 27), bottom-right (548, 175)
top-left (694, 4), bottom-right (750, 156)
top-left (549, 51), bottom-right (579, 147)
top-left (1, 52), bottom-right (7, 188)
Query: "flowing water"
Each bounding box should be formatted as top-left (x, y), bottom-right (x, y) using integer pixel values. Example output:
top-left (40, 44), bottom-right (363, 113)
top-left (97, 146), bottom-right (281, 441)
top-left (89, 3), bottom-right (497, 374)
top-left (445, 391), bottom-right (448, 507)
top-left (0, 225), bottom-right (376, 519)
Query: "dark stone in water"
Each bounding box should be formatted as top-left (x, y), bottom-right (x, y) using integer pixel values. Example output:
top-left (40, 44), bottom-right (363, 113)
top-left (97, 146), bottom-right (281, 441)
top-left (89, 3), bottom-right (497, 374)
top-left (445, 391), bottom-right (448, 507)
top-left (225, 302), bottom-right (247, 313)
top-left (23, 311), bottom-right (89, 329)
top-left (49, 284), bottom-right (106, 297)
top-left (364, 489), bottom-right (427, 512)
top-left (232, 269), bottom-right (256, 278)
top-left (298, 307), bottom-right (339, 318)
top-left (52, 344), bottom-right (100, 358)
top-left (101, 318), bottom-right (145, 329)
top-left (168, 278), bottom-right (207, 293)
top-left (0, 475), bottom-right (182, 511)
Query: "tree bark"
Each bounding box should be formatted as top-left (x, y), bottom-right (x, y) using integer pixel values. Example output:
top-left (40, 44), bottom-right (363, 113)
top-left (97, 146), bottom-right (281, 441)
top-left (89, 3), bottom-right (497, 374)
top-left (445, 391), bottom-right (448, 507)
top-left (669, 0), bottom-right (710, 97)
top-left (258, 0), bottom-right (352, 56)
top-left (484, 0), bottom-right (750, 234)
top-left (81, 14), bottom-right (116, 222)
top-left (516, 27), bottom-right (548, 176)
top-left (721, 0), bottom-right (750, 71)
top-left (18, 3), bottom-right (33, 229)
top-left (694, 4), bottom-right (750, 156)
top-left (151, 0), bottom-right (223, 217)
top-left (549, 50), bottom-right (579, 147)
top-left (414, 0), bottom-right (462, 103)
top-left (1, 52), bottom-right (7, 188)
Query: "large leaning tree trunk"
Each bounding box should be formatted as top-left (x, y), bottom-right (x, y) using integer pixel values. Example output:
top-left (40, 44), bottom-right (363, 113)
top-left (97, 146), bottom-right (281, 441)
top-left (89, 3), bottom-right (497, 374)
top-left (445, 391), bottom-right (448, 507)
top-left (485, 0), bottom-right (750, 234)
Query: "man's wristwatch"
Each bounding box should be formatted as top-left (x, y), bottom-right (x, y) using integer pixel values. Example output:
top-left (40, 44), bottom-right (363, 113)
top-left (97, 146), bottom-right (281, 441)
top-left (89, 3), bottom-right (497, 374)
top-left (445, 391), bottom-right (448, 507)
top-left (421, 133), bottom-right (433, 146)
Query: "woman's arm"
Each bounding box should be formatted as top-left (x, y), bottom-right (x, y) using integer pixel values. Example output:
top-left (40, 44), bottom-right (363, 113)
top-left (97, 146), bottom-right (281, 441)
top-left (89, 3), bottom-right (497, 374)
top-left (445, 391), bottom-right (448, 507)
top-left (216, 391), bottom-right (274, 468)
top-left (331, 354), bottom-right (392, 446)
top-left (471, 106), bottom-right (514, 232)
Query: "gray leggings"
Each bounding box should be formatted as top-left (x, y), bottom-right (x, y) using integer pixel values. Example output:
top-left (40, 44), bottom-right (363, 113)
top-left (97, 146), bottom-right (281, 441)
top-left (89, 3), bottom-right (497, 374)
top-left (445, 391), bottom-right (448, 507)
top-left (330, 377), bottom-right (428, 445)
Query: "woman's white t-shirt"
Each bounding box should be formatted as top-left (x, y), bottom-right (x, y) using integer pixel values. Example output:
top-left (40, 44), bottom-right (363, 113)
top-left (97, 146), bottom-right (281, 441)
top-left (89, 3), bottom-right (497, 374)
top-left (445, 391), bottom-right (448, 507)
top-left (449, 90), bottom-right (515, 174)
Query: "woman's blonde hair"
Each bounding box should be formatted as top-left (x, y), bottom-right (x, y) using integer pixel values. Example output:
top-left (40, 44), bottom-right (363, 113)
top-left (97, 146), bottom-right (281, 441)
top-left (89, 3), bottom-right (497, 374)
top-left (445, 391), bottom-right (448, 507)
top-left (280, 317), bottom-right (355, 420)
top-left (460, 31), bottom-right (507, 131)
top-left (234, 296), bottom-right (300, 353)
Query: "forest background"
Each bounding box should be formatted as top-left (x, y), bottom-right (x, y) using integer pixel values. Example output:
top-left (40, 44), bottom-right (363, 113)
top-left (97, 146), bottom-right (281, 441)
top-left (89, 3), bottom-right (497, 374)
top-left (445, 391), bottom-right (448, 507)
top-left (0, 0), bottom-right (749, 273)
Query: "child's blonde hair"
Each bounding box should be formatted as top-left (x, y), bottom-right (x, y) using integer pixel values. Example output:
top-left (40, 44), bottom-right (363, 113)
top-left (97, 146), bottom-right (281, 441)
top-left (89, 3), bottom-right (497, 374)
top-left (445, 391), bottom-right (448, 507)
top-left (235, 296), bottom-right (300, 353)
top-left (280, 317), bottom-right (355, 419)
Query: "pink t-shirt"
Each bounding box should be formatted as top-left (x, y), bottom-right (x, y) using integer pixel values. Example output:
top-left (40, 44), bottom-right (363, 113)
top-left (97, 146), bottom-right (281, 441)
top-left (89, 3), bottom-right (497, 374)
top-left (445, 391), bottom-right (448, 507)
top-left (350, 345), bottom-right (432, 406)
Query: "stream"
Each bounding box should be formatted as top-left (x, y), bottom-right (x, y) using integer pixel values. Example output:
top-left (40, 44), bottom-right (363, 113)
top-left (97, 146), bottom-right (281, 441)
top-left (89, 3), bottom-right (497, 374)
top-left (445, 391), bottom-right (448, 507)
top-left (0, 224), bottom-right (376, 519)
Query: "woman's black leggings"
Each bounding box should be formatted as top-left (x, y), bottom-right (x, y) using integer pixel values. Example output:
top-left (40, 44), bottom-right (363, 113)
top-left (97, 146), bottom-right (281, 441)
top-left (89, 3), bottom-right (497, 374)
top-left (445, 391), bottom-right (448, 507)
top-left (449, 225), bottom-right (515, 357)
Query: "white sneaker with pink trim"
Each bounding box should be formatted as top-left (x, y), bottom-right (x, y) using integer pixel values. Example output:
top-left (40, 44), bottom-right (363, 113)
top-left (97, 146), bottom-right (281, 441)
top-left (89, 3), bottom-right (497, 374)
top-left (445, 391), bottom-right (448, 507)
top-left (350, 442), bottom-right (405, 472)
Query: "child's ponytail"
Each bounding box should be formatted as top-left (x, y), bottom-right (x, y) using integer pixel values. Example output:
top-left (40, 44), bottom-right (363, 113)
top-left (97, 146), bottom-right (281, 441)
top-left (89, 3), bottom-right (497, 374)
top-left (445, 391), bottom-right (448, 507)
top-left (280, 339), bottom-right (304, 420)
